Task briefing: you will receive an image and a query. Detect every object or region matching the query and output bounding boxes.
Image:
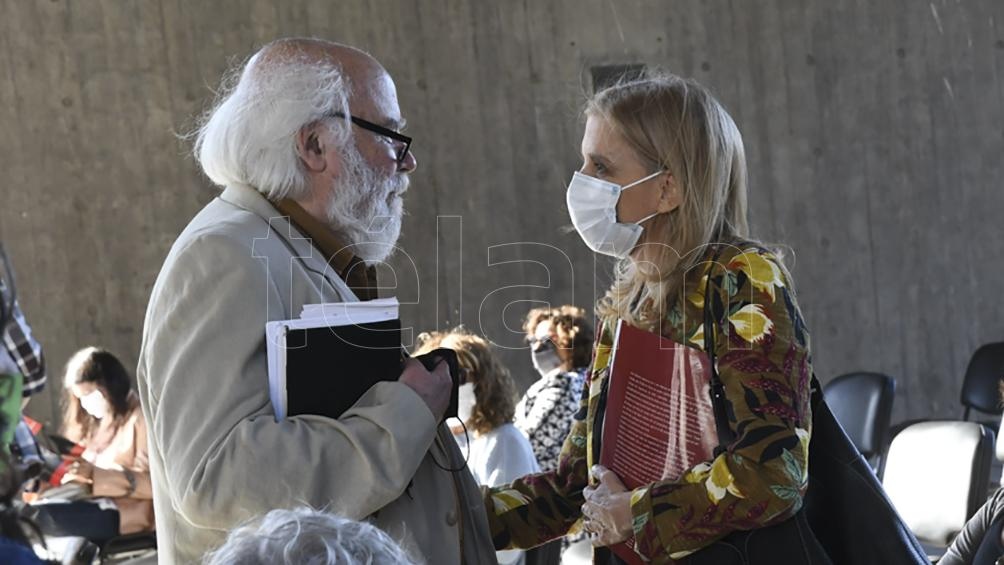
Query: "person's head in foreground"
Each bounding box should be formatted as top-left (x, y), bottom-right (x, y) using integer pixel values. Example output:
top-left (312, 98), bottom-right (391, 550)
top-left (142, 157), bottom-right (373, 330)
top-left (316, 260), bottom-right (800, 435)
top-left (414, 328), bottom-right (518, 436)
top-left (568, 70), bottom-right (752, 329)
top-left (203, 507), bottom-right (416, 565)
top-left (61, 347), bottom-right (138, 442)
top-left (522, 305), bottom-right (594, 377)
top-left (195, 37), bottom-right (417, 264)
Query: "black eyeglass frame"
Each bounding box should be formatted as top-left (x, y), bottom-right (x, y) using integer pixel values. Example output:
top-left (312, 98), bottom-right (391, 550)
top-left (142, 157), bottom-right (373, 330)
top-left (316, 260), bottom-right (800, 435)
top-left (329, 111), bottom-right (412, 165)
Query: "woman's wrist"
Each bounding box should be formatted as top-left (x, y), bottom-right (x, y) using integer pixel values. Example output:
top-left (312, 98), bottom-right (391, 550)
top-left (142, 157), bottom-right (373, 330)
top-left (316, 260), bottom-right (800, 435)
top-left (122, 468), bottom-right (137, 496)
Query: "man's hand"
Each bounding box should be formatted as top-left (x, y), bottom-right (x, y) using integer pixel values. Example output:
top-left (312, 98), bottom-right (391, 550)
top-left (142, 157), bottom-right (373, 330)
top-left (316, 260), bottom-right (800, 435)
top-left (399, 357), bottom-right (451, 422)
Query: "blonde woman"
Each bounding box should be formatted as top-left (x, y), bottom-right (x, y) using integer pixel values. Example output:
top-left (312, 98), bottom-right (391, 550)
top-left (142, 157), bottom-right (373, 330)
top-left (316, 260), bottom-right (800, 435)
top-left (484, 73), bottom-right (826, 564)
top-left (415, 329), bottom-right (539, 565)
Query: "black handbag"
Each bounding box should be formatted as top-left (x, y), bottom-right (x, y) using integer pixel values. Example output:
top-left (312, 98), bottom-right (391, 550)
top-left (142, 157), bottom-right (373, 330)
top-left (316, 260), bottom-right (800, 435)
top-left (680, 247), bottom-right (930, 565)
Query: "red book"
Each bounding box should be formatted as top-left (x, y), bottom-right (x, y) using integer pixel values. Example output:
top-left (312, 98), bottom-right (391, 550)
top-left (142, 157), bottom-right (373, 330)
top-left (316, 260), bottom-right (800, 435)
top-left (599, 320), bottom-right (719, 565)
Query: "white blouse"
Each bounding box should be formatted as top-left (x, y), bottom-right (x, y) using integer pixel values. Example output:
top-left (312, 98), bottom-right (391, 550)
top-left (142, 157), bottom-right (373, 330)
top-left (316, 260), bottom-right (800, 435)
top-left (454, 422), bottom-right (540, 565)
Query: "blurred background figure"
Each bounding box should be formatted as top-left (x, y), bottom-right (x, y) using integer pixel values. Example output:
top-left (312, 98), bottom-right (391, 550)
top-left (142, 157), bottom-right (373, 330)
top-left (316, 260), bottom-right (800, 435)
top-left (0, 376), bottom-right (55, 564)
top-left (515, 306), bottom-right (594, 564)
top-left (515, 306), bottom-right (594, 473)
top-left (0, 245), bottom-right (56, 563)
top-left (32, 347), bottom-right (153, 541)
top-left (940, 486), bottom-right (1004, 565)
top-left (203, 506), bottom-right (417, 565)
top-left (0, 245), bottom-right (48, 488)
top-left (416, 328), bottom-right (539, 565)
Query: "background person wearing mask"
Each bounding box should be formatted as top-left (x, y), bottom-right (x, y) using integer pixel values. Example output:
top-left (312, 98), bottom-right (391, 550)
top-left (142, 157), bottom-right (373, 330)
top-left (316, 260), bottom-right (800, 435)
top-left (515, 306), bottom-right (595, 564)
top-left (515, 306), bottom-right (594, 473)
top-left (416, 328), bottom-right (539, 565)
top-left (34, 347), bottom-right (154, 538)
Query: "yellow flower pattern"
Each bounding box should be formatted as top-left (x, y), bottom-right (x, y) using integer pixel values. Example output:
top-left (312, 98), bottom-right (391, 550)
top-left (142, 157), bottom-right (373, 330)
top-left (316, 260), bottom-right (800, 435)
top-left (730, 250), bottom-right (785, 302)
top-left (687, 274), bottom-right (708, 309)
top-left (484, 243), bottom-right (813, 563)
top-left (491, 488), bottom-right (533, 514)
top-left (795, 428), bottom-right (811, 481)
top-left (729, 303), bottom-right (775, 344)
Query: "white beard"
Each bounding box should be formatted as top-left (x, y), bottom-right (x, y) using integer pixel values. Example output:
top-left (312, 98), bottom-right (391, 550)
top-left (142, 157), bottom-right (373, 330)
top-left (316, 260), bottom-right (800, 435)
top-left (324, 144), bottom-right (408, 264)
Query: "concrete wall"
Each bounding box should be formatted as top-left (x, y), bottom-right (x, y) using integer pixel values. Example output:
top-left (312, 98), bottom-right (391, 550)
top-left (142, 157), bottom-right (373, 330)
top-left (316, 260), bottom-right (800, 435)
top-left (1, 0), bottom-right (1002, 429)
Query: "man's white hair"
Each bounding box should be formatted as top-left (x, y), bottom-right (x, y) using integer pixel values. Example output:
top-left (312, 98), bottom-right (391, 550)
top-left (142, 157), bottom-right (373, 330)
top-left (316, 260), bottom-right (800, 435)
top-left (203, 506), bottom-right (417, 565)
top-left (193, 50), bottom-right (351, 200)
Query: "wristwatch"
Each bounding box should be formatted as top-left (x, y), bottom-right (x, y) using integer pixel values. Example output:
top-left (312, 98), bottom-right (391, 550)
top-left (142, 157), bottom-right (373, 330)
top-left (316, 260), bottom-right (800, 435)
top-left (122, 469), bottom-right (137, 496)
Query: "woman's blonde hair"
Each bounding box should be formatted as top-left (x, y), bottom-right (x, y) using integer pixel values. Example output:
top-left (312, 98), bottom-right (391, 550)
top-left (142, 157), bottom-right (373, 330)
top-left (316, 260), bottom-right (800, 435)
top-left (414, 328), bottom-right (518, 435)
top-left (589, 71), bottom-right (752, 330)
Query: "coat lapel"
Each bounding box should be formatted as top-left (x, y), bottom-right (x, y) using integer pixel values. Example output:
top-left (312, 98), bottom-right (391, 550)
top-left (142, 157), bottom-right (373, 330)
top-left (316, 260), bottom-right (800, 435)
top-left (219, 184), bottom-right (355, 302)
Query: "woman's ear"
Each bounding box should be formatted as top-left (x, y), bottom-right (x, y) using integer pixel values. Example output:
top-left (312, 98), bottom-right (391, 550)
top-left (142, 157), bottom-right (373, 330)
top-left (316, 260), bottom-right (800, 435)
top-left (295, 124), bottom-right (329, 173)
top-left (656, 173), bottom-right (683, 213)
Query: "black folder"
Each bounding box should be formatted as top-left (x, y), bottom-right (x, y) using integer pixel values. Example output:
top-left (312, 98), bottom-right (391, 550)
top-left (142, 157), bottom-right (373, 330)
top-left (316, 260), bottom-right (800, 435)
top-left (282, 319), bottom-right (404, 419)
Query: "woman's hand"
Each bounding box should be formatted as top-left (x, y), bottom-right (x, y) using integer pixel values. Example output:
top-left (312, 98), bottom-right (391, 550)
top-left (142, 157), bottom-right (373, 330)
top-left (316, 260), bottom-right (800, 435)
top-left (582, 465), bottom-right (633, 546)
top-left (62, 459), bottom-right (95, 486)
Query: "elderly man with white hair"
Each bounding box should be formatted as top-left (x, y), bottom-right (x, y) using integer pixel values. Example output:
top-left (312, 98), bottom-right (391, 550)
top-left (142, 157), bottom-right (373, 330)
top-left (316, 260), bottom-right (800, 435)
top-left (137, 38), bottom-right (495, 564)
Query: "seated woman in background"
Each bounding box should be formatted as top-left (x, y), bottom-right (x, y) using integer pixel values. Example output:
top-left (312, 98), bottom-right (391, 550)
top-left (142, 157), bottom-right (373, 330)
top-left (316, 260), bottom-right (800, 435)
top-left (415, 328), bottom-right (539, 565)
top-left (52, 347), bottom-right (153, 535)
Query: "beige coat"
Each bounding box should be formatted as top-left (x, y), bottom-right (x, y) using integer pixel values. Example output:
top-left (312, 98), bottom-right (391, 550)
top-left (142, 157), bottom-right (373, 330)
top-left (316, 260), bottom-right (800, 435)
top-left (137, 184), bottom-right (496, 564)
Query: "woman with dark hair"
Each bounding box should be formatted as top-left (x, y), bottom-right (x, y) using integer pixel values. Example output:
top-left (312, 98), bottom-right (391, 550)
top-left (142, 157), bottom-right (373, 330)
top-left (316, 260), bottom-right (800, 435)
top-left (49, 347), bottom-right (153, 536)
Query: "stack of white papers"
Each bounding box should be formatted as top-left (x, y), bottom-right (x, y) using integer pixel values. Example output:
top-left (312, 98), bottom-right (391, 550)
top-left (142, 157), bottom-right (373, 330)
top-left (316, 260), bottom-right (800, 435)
top-left (298, 297), bottom-right (399, 324)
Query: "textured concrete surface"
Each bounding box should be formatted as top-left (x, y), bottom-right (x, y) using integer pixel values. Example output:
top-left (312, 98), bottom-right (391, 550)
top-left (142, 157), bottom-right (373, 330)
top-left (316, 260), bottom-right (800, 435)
top-left (1, 0), bottom-right (1001, 428)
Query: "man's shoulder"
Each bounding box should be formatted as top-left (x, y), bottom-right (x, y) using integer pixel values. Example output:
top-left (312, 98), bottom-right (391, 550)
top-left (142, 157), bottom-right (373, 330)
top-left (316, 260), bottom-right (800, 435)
top-left (173, 195), bottom-right (266, 252)
top-left (146, 197), bottom-right (273, 307)
top-left (160, 194), bottom-right (293, 278)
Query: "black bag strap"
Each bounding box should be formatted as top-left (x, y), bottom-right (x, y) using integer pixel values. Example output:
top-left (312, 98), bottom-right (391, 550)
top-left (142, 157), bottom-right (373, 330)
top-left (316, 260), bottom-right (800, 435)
top-left (703, 244), bottom-right (736, 456)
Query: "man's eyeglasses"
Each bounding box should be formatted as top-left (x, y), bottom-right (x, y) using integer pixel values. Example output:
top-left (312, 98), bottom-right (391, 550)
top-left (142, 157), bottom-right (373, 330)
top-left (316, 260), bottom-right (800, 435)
top-left (329, 112), bottom-right (412, 166)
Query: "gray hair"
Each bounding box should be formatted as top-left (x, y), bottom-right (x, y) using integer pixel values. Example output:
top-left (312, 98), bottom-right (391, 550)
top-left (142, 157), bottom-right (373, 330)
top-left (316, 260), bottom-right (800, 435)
top-left (193, 51), bottom-right (352, 200)
top-left (203, 507), bottom-right (417, 565)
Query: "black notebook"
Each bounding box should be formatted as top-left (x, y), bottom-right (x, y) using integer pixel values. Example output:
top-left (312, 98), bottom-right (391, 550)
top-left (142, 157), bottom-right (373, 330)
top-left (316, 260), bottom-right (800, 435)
top-left (266, 299), bottom-right (404, 420)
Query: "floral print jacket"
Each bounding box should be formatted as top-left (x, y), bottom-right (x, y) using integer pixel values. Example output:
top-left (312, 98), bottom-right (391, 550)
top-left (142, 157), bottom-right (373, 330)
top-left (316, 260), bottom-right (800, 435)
top-left (514, 367), bottom-right (587, 472)
top-left (485, 243), bottom-right (814, 563)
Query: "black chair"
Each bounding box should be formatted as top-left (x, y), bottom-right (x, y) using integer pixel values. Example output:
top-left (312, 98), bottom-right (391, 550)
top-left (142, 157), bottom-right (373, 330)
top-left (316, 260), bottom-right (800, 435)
top-left (960, 342), bottom-right (1004, 427)
top-left (823, 372), bottom-right (896, 478)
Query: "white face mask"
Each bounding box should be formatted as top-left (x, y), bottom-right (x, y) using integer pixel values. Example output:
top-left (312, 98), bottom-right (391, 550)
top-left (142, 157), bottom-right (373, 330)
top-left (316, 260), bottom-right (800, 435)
top-left (565, 170), bottom-right (666, 258)
top-left (531, 341), bottom-right (563, 376)
top-left (457, 383), bottom-right (476, 424)
top-left (79, 389), bottom-right (108, 419)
